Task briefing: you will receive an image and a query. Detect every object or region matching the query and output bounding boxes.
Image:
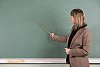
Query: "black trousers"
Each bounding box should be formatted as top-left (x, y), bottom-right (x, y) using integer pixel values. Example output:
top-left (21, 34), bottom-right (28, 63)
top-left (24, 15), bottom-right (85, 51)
top-left (66, 55), bottom-right (70, 64)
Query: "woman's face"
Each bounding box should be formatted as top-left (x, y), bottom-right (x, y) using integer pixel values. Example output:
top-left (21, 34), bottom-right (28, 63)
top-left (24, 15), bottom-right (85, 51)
top-left (70, 16), bottom-right (75, 24)
top-left (70, 16), bottom-right (77, 25)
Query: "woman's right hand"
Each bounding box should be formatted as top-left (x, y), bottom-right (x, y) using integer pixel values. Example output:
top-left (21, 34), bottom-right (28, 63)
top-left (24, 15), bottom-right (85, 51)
top-left (50, 33), bottom-right (55, 38)
top-left (49, 33), bottom-right (57, 40)
top-left (49, 33), bottom-right (66, 42)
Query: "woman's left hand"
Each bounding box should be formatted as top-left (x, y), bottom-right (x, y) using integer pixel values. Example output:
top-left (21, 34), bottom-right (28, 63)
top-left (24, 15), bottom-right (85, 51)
top-left (65, 48), bottom-right (70, 54)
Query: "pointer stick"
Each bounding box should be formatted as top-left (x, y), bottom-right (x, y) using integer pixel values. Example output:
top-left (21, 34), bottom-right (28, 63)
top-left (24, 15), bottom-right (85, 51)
top-left (39, 24), bottom-right (51, 34)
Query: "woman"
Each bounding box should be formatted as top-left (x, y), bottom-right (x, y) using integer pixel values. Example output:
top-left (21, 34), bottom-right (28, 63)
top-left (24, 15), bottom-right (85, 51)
top-left (50, 8), bottom-right (90, 67)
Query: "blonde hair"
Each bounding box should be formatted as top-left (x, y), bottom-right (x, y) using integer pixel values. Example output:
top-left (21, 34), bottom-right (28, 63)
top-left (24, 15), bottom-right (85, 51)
top-left (70, 9), bottom-right (86, 29)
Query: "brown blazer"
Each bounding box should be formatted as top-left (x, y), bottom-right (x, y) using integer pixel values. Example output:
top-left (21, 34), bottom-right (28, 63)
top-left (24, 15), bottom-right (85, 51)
top-left (67, 27), bottom-right (90, 67)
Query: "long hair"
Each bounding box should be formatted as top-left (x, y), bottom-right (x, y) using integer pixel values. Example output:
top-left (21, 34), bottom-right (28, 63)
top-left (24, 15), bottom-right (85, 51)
top-left (70, 8), bottom-right (87, 29)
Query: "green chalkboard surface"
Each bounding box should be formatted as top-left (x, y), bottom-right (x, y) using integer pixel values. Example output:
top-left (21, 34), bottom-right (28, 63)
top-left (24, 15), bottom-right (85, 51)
top-left (0, 0), bottom-right (100, 58)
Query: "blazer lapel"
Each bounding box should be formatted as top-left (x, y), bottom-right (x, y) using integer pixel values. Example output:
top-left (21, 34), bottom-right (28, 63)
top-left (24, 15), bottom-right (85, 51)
top-left (70, 28), bottom-right (85, 48)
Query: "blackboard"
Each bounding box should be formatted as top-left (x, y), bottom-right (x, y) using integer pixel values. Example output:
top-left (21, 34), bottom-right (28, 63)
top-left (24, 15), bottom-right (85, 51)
top-left (0, 0), bottom-right (100, 58)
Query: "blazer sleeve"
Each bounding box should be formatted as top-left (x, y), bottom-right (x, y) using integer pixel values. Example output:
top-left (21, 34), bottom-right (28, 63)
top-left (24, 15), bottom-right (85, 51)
top-left (51, 34), bottom-right (68, 43)
top-left (69, 29), bottom-right (90, 57)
